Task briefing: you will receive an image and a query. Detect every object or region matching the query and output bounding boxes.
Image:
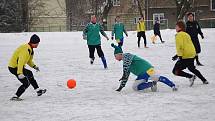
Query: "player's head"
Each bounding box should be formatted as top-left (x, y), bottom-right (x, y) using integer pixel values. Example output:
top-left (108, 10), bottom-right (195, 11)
top-left (115, 16), bottom-right (120, 22)
top-left (91, 15), bottom-right (97, 23)
top-left (187, 12), bottom-right (194, 22)
top-left (176, 20), bottom-right (186, 32)
top-left (139, 16), bottom-right (144, 21)
top-left (29, 34), bottom-right (40, 48)
top-left (111, 43), bottom-right (123, 61)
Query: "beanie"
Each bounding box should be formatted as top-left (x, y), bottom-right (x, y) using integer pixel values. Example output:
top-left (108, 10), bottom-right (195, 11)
top-left (29, 34), bottom-right (40, 44)
top-left (111, 43), bottom-right (123, 55)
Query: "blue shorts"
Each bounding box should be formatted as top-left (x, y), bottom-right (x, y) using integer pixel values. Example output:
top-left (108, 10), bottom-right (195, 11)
top-left (136, 73), bottom-right (150, 81)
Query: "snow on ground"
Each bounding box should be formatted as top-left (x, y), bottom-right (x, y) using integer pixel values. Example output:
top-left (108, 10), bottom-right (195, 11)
top-left (0, 29), bottom-right (215, 121)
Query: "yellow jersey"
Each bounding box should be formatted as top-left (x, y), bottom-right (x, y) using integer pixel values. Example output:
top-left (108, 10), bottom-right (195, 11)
top-left (175, 31), bottom-right (196, 59)
top-left (8, 44), bottom-right (35, 74)
top-left (137, 21), bottom-right (146, 32)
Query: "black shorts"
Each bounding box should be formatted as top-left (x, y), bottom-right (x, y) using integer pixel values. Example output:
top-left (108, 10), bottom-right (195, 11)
top-left (173, 58), bottom-right (195, 71)
top-left (88, 44), bottom-right (104, 58)
top-left (137, 31), bottom-right (146, 38)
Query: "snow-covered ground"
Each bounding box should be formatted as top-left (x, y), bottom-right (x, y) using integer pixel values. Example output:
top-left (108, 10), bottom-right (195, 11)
top-left (0, 29), bottom-right (215, 121)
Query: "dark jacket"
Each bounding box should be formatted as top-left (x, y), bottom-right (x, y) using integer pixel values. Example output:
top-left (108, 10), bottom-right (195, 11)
top-left (186, 21), bottom-right (204, 53)
top-left (153, 23), bottom-right (160, 35)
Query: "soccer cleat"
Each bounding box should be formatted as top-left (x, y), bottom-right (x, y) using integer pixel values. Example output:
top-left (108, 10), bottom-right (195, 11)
top-left (10, 96), bottom-right (23, 101)
top-left (90, 58), bottom-right (95, 64)
top-left (172, 86), bottom-right (178, 91)
top-left (151, 81), bottom-right (157, 92)
top-left (203, 81), bottom-right (209, 84)
top-left (161, 41), bottom-right (165, 43)
top-left (37, 89), bottom-right (46, 96)
top-left (196, 62), bottom-right (204, 66)
top-left (189, 75), bottom-right (196, 87)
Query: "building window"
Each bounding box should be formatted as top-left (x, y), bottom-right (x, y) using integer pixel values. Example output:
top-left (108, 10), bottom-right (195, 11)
top-left (112, 0), bottom-right (120, 6)
top-left (211, 0), bottom-right (215, 11)
top-left (153, 13), bottom-right (165, 24)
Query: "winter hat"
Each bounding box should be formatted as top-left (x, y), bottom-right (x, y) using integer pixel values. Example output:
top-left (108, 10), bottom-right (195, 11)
top-left (111, 43), bottom-right (123, 55)
top-left (176, 20), bottom-right (186, 32)
top-left (29, 34), bottom-right (40, 44)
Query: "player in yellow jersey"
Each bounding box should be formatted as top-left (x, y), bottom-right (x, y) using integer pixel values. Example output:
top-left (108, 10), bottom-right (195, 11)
top-left (8, 34), bottom-right (46, 101)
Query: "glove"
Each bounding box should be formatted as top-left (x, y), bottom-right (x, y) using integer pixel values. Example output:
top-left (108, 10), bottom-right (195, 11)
top-left (116, 85), bottom-right (124, 92)
top-left (83, 35), bottom-right (87, 40)
top-left (201, 35), bottom-right (204, 39)
top-left (119, 77), bottom-right (127, 82)
top-left (18, 74), bottom-right (25, 79)
top-left (172, 55), bottom-right (178, 61)
top-left (33, 66), bottom-right (40, 72)
top-left (111, 36), bottom-right (114, 40)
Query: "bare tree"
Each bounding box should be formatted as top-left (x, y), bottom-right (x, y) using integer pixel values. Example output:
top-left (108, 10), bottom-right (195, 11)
top-left (136, 0), bottom-right (144, 17)
top-left (66, 0), bottom-right (113, 30)
top-left (28, 0), bottom-right (46, 30)
top-left (20, 0), bottom-right (28, 31)
top-left (0, 0), bottom-right (24, 32)
top-left (176, 0), bottom-right (194, 20)
top-left (101, 0), bottom-right (113, 21)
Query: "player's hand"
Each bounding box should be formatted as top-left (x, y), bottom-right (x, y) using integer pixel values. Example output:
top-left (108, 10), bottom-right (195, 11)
top-left (119, 76), bottom-right (127, 81)
top-left (172, 55), bottom-right (178, 61)
top-left (83, 35), bottom-right (87, 40)
top-left (18, 74), bottom-right (25, 79)
top-left (33, 66), bottom-right (40, 72)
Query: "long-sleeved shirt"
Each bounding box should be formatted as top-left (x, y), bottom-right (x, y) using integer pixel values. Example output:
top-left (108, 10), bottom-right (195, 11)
top-left (186, 21), bottom-right (203, 39)
top-left (175, 31), bottom-right (196, 59)
top-left (8, 43), bottom-right (36, 74)
top-left (137, 21), bottom-right (146, 32)
top-left (112, 22), bottom-right (127, 40)
top-left (120, 53), bottom-right (153, 87)
top-left (83, 22), bottom-right (107, 45)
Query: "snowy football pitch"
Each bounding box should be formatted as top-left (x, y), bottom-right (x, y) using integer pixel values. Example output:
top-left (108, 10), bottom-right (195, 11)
top-left (0, 29), bottom-right (215, 121)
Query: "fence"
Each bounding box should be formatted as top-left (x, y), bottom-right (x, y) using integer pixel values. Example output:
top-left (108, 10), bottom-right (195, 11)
top-left (4, 17), bottom-right (214, 32)
top-left (107, 19), bottom-right (169, 31)
top-left (28, 16), bottom-right (68, 32)
top-left (30, 25), bottom-right (67, 32)
top-left (199, 18), bottom-right (215, 28)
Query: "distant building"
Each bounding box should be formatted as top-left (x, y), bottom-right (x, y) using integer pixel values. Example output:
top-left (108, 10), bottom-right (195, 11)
top-left (147, 0), bottom-right (215, 29)
top-left (107, 0), bottom-right (143, 31)
top-left (65, 0), bottom-right (145, 31)
top-left (65, 0), bottom-right (93, 31)
top-left (29, 0), bottom-right (67, 32)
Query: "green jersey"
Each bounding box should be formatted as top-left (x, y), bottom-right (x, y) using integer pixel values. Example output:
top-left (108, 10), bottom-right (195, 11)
top-left (112, 22), bottom-right (127, 40)
top-left (83, 22), bottom-right (107, 45)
